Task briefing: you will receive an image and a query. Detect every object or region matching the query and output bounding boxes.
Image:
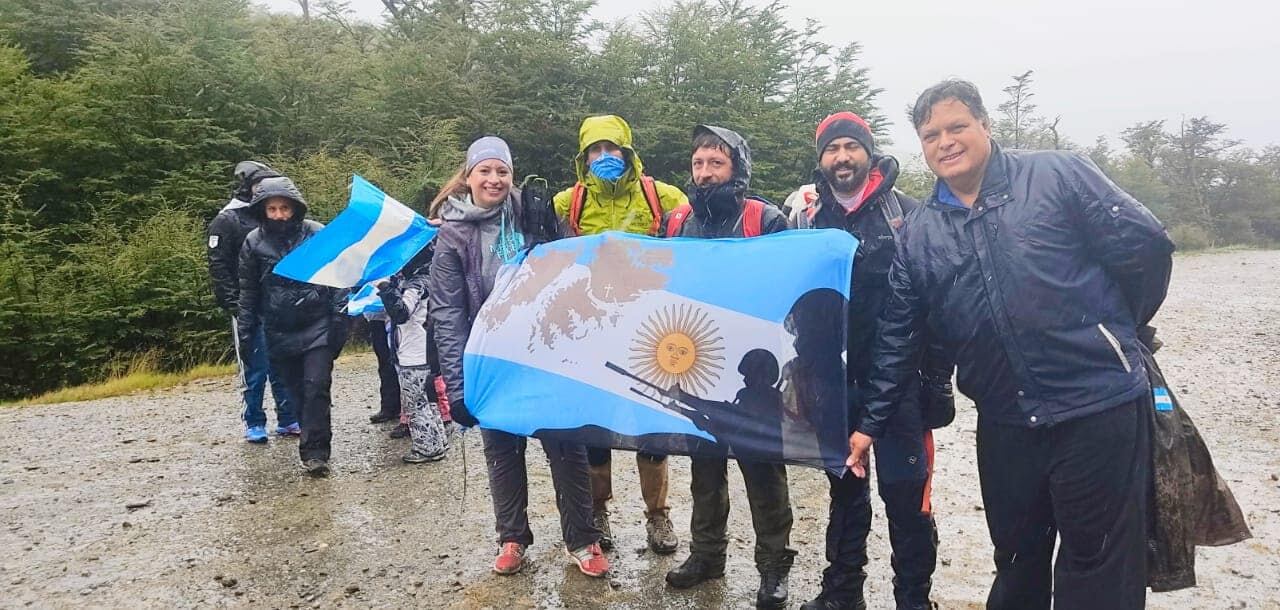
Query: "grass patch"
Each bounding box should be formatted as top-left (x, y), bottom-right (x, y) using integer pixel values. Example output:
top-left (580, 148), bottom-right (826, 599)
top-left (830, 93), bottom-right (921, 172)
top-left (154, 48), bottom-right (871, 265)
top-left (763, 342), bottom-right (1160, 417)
top-left (4, 356), bottom-right (236, 407)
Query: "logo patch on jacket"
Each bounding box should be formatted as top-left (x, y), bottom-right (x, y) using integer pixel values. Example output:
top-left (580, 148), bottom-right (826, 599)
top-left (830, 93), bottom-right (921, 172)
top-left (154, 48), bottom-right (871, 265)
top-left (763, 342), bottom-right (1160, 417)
top-left (208, 235), bottom-right (219, 248)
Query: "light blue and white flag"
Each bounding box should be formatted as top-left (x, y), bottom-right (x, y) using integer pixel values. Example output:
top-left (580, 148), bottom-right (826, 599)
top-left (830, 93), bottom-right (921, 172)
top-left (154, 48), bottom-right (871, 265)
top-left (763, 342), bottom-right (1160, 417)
top-left (346, 281), bottom-right (387, 316)
top-left (464, 230), bottom-right (859, 474)
top-left (275, 175), bottom-right (436, 288)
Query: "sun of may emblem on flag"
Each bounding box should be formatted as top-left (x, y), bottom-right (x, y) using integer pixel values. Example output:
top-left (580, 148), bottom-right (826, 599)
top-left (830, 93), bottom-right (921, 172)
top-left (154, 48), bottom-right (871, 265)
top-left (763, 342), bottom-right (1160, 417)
top-left (629, 304), bottom-right (724, 395)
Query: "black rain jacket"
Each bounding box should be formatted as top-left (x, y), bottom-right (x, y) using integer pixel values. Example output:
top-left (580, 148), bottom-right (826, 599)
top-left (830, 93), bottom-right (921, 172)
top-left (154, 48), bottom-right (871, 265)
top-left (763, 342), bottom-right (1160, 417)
top-left (860, 142), bottom-right (1175, 436)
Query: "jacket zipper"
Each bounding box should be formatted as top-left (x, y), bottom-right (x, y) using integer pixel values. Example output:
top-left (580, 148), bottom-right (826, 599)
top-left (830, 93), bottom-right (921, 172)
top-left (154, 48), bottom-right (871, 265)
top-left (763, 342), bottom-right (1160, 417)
top-left (1097, 323), bottom-right (1132, 373)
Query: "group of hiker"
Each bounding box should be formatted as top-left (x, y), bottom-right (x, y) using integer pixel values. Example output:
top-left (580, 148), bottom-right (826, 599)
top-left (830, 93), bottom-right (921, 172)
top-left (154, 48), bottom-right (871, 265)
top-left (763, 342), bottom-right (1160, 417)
top-left (206, 78), bottom-right (1177, 610)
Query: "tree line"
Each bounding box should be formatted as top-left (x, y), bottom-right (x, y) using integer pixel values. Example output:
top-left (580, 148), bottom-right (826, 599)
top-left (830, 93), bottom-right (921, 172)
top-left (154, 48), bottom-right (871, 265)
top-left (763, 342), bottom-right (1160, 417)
top-left (0, 0), bottom-right (1274, 398)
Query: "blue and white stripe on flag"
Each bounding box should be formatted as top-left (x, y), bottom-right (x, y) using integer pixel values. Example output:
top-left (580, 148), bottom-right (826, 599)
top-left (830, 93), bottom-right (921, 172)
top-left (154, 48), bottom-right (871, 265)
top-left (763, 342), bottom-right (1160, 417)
top-left (274, 175), bottom-right (436, 288)
top-left (1153, 386), bottom-right (1174, 411)
top-left (346, 281), bottom-right (386, 316)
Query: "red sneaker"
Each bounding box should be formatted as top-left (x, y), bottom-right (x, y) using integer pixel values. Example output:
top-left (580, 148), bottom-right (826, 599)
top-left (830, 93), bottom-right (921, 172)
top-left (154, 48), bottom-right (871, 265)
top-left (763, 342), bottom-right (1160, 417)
top-left (493, 542), bottom-right (525, 575)
top-left (568, 542), bottom-right (609, 578)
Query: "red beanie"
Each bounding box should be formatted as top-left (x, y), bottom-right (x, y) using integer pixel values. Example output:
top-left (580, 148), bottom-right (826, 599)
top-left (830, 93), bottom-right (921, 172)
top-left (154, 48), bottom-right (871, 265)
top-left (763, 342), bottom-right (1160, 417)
top-left (816, 112), bottom-right (874, 157)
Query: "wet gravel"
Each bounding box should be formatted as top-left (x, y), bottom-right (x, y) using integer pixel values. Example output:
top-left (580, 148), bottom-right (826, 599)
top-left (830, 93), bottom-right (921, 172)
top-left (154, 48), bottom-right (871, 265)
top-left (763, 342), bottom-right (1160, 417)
top-left (2, 249), bottom-right (1278, 609)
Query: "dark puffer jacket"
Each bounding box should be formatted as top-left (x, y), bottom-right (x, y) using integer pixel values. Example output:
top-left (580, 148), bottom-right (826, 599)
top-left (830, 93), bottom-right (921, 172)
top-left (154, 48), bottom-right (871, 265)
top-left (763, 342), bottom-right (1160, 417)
top-left (666, 125), bottom-right (788, 238)
top-left (235, 177), bottom-right (347, 358)
top-left (860, 142), bottom-right (1175, 436)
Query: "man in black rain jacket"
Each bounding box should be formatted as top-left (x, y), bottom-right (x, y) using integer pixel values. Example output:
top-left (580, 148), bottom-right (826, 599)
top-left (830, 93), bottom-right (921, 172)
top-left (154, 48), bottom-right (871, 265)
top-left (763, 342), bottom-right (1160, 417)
top-left (787, 112), bottom-right (953, 610)
top-left (849, 80), bottom-right (1174, 610)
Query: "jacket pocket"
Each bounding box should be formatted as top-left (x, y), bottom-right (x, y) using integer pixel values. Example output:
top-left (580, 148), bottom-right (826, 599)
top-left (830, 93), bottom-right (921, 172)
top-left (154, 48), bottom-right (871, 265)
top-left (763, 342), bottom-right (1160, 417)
top-left (1097, 323), bottom-right (1133, 373)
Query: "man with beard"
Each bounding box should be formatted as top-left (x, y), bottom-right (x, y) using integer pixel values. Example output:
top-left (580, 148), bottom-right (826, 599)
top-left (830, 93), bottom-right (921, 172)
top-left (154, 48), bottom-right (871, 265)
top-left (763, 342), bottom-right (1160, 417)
top-left (785, 113), bottom-right (954, 610)
top-left (663, 125), bottom-right (793, 610)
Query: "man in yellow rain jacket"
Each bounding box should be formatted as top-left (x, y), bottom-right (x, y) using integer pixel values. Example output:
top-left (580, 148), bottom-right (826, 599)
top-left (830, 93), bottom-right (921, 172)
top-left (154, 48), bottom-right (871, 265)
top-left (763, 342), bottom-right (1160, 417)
top-left (552, 115), bottom-right (687, 554)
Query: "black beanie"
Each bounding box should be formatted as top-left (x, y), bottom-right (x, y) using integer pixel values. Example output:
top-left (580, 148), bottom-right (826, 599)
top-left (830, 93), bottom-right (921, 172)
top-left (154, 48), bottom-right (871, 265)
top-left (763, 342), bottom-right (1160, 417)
top-left (816, 112), bottom-right (875, 157)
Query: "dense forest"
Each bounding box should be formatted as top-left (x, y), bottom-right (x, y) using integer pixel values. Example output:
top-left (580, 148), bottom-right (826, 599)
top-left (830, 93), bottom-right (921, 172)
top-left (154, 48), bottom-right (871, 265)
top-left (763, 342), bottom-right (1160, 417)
top-left (1, 0), bottom-right (1276, 399)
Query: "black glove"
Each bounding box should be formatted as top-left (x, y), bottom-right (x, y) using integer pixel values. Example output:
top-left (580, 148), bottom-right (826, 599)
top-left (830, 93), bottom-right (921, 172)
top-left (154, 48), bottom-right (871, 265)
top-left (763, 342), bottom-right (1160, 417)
top-left (378, 281), bottom-right (411, 325)
top-left (920, 376), bottom-right (956, 429)
top-left (450, 399), bottom-right (479, 428)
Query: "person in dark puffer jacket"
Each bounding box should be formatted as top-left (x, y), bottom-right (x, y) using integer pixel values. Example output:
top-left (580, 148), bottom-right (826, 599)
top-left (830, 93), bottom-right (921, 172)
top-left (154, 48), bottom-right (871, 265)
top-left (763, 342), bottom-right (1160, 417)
top-left (236, 176), bottom-right (349, 477)
top-left (849, 80), bottom-right (1175, 610)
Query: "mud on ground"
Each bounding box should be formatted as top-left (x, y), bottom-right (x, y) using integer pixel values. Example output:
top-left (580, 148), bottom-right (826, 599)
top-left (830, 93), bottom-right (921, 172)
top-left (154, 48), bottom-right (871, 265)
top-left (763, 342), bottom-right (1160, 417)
top-left (2, 249), bottom-right (1279, 609)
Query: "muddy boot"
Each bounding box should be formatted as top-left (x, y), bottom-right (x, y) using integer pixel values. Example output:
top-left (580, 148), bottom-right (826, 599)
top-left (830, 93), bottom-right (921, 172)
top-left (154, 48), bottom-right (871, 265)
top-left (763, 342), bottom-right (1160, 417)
top-left (637, 455), bottom-right (677, 553)
top-left (589, 463), bottom-right (614, 550)
top-left (757, 569), bottom-right (790, 609)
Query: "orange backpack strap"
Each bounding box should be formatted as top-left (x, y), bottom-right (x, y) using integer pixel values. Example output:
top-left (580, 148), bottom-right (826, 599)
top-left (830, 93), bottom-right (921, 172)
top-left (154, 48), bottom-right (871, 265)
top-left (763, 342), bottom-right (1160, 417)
top-left (742, 198), bottom-right (766, 237)
top-left (640, 176), bottom-right (664, 236)
top-left (567, 182), bottom-right (587, 236)
top-left (665, 203), bottom-right (693, 237)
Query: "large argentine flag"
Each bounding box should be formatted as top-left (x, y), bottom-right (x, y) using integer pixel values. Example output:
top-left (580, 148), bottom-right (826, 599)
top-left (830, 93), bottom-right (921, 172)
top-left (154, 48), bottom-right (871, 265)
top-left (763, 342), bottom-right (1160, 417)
top-left (465, 230), bottom-right (858, 473)
top-left (275, 175), bottom-right (436, 288)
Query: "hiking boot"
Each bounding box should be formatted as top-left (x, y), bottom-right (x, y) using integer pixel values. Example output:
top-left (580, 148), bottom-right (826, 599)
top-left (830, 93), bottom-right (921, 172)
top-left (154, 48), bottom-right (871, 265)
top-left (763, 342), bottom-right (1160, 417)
top-left (389, 423), bottom-right (410, 439)
top-left (665, 553), bottom-right (725, 589)
top-left (276, 422), bottom-right (301, 437)
top-left (567, 542), bottom-right (610, 578)
top-left (302, 459), bottom-right (330, 477)
top-left (402, 450), bottom-right (446, 464)
top-left (369, 411), bottom-right (397, 424)
top-left (646, 511), bottom-right (678, 554)
top-left (756, 570), bottom-right (790, 609)
top-left (592, 506), bottom-right (614, 551)
top-left (245, 425), bottom-right (268, 444)
top-left (800, 593), bottom-right (867, 610)
top-left (493, 542), bottom-right (525, 575)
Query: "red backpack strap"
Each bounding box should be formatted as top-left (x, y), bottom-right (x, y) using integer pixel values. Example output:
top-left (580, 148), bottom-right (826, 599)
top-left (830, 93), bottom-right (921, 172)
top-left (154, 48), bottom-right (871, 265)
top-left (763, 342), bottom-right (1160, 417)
top-left (639, 176), bottom-right (664, 236)
top-left (742, 198), bottom-right (765, 237)
top-left (567, 182), bottom-right (587, 236)
top-left (666, 203), bottom-right (693, 237)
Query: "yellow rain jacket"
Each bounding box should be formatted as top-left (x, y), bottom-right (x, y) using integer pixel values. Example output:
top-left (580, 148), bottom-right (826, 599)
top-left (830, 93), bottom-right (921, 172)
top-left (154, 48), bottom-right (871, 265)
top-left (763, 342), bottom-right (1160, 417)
top-left (553, 115), bottom-right (687, 236)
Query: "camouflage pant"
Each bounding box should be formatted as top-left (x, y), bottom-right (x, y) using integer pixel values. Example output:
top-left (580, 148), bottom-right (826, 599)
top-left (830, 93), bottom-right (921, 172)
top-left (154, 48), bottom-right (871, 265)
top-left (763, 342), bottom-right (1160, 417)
top-left (397, 366), bottom-right (449, 457)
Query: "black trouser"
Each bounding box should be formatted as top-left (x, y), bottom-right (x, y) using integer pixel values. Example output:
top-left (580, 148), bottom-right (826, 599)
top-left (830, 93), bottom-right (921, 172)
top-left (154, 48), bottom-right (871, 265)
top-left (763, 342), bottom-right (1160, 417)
top-left (368, 319), bottom-right (400, 417)
top-left (586, 447), bottom-right (666, 466)
top-left (978, 401), bottom-right (1148, 610)
top-left (689, 457), bottom-right (796, 573)
top-left (820, 470), bottom-right (937, 607)
top-left (271, 347), bottom-right (336, 462)
top-left (481, 429), bottom-right (600, 550)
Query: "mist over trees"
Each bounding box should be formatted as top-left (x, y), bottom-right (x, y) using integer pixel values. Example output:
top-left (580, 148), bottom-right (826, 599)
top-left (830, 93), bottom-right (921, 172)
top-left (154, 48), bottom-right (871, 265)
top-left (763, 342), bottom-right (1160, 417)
top-left (0, 0), bottom-right (1275, 398)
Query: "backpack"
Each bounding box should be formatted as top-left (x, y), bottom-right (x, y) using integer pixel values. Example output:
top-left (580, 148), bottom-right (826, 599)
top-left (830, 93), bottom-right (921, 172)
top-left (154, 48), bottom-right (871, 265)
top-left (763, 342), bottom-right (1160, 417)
top-left (518, 175), bottom-right (562, 246)
top-left (665, 198), bottom-right (767, 238)
top-left (568, 175), bottom-right (664, 236)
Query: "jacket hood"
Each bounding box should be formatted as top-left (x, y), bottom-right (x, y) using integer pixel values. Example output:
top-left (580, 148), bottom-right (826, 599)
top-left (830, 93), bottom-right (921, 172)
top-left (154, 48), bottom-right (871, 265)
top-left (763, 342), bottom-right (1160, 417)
top-left (440, 193), bottom-right (507, 223)
top-left (694, 124), bottom-right (752, 196)
top-left (574, 115), bottom-right (645, 190)
top-left (249, 176), bottom-right (309, 221)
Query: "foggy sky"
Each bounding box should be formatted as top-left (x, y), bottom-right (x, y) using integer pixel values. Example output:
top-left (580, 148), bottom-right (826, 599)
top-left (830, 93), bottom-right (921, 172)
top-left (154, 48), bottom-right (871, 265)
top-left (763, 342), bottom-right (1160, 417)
top-left (262, 0), bottom-right (1280, 159)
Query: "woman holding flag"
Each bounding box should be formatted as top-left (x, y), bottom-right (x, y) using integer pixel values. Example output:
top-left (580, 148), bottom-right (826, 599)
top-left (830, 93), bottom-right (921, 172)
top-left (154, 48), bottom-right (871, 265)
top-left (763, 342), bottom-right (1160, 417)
top-left (427, 136), bottom-right (609, 578)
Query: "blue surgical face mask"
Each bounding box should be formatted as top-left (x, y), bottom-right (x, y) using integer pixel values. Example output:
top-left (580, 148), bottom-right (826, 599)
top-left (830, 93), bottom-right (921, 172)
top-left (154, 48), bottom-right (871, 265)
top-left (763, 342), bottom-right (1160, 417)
top-left (588, 153), bottom-right (627, 182)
